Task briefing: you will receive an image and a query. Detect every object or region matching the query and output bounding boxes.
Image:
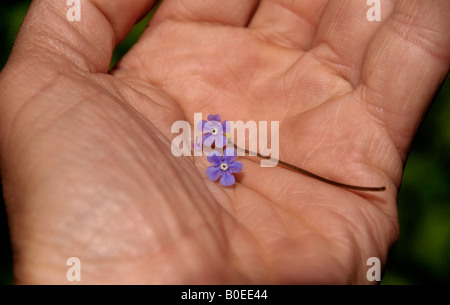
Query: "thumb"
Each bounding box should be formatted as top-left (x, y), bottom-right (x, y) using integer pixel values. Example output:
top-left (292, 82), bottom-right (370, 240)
top-left (8, 0), bottom-right (156, 73)
top-left (0, 0), bottom-right (157, 147)
top-left (0, 0), bottom-right (156, 123)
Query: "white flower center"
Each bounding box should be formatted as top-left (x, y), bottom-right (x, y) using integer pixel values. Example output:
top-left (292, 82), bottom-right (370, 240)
top-left (219, 162), bottom-right (229, 171)
top-left (211, 128), bottom-right (218, 136)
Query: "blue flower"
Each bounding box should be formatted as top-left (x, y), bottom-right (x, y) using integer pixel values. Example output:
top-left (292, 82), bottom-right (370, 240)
top-left (206, 148), bottom-right (243, 186)
top-left (198, 114), bottom-right (230, 148)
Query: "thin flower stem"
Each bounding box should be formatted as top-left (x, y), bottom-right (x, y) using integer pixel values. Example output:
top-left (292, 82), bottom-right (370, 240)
top-left (230, 141), bottom-right (386, 192)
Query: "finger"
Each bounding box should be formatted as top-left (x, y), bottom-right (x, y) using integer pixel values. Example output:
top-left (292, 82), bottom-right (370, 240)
top-left (311, 0), bottom-right (397, 86)
top-left (152, 0), bottom-right (260, 26)
top-left (7, 0), bottom-right (156, 74)
top-left (357, 0), bottom-right (450, 158)
top-left (248, 0), bottom-right (328, 50)
top-left (90, 0), bottom-right (157, 42)
top-left (0, 0), bottom-right (157, 135)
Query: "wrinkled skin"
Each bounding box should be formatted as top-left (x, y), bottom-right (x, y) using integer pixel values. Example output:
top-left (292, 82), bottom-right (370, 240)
top-left (0, 0), bottom-right (448, 284)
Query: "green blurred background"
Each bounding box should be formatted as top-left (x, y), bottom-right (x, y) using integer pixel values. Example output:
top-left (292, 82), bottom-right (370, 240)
top-left (0, 0), bottom-right (448, 285)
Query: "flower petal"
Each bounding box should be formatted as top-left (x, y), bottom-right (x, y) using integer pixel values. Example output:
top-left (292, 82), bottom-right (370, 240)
top-left (203, 134), bottom-right (215, 147)
top-left (220, 171), bottom-right (236, 186)
top-left (203, 120), bottom-right (221, 133)
top-left (207, 151), bottom-right (223, 166)
top-left (223, 147), bottom-right (237, 163)
top-left (208, 114), bottom-right (221, 122)
top-left (215, 135), bottom-right (228, 148)
top-left (222, 121), bottom-right (231, 133)
top-left (228, 160), bottom-right (243, 173)
top-left (197, 120), bottom-right (207, 132)
top-left (206, 166), bottom-right (222, 182)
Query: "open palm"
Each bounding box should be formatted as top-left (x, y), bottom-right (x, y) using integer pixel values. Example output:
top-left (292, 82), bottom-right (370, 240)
top-left (0, 0), bottom-right (448, 284)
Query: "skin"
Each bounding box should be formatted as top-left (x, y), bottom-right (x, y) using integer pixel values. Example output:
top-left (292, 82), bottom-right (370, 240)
top-left (232, 141), bottom-right (386, 191)
top-left (0, 0), bottom-right (448, 284)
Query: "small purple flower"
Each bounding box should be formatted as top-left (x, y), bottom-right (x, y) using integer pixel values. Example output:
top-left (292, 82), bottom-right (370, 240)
top-left (206, 148), bottom-right (243, 186)
top-left (198, 114), bottom-right (230, 148)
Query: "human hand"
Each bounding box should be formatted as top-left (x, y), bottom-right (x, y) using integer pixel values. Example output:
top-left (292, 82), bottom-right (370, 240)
top-left (0, 0), bottom-right (448, 284)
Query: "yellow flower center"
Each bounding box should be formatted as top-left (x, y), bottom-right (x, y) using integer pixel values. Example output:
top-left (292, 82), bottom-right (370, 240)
top-left (220, 162), bottom-right (229, 171)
